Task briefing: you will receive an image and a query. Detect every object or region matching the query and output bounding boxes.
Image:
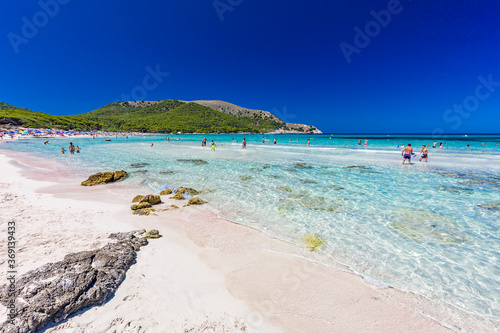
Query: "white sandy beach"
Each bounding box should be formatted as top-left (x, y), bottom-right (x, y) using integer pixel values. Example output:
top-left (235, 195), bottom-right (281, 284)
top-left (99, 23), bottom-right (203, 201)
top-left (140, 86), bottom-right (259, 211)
top-left (0, 149), bottom-right (488, 332)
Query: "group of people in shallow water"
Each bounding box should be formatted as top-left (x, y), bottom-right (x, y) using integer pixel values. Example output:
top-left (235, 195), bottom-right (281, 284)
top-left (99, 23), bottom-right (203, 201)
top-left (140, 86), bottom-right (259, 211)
top-left (59, 142), bottom-right (80, 155)
top-left (401, 144), bottom-right (429, 165)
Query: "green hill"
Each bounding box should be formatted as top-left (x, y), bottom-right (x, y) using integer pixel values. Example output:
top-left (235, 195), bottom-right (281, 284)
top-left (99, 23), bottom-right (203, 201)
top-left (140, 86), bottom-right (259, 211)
top-left (1, 100), bottom-right (320, 133)
top-left (0, 102), bottom-right (102, 131)
top-left (76, 100), bottom-right (287, 133)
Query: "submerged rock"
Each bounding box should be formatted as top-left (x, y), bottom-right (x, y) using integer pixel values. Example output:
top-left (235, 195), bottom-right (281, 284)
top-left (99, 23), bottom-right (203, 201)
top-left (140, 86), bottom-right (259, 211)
top-left (459, 179), bottom-right (500, 189)
top-left (300, 179), bottom-right (318, 184)
top-left (344, 165), bottom-right (370, 170)
top-left (249, 168), bottom-right (263, 172)
top-left (177, 159), bottom-right (208, 165)
top-left (187, 197), bottom-right (207, 205)
top-left (239, 176), bottom-right (253, 181)
top-left (130, 162), bottom-right (150, 168)
top-left (265, 175), bottom-right (282, 179)
top-left (160, 189), bottom-right (173, 195)
top-left (81, 171), bottom-right (127, 186)
top-left (302, 233), bottom-right (325, 251)
top-left (132, 169), bottom-right (148, 173)
top-left (390, 209), bottom-right (467, 245)
top-left (477, 203), bottom-right (500, 212)
top-left (294, 162), bottom-right (313, 169)
top-left (132, 195), bottom-right (144, 203)
top-left (159, 170), bottom-right (175, 174)
top-left (276, 186), bottom-right (293, 193)
top-left (435, 185), bottom-right (474, 195)
top-left (0, 230), bottom-right (152, 333)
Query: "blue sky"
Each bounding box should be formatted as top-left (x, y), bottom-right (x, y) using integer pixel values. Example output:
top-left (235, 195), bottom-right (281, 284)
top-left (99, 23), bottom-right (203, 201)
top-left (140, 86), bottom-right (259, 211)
top-left (1, 0), bottom-right (499, 133)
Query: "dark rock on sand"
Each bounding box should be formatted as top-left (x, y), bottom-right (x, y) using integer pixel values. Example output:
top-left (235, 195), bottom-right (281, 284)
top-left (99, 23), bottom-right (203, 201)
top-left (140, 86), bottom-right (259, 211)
top-left (81, 171), bottom-right (127, 186)
top-left (187, 197), bottom-right (207, 205)
top-left (0, 230), bottom-right (151, 333)
top-left (177, 159), bottom-right (208, 165)
top-left (176, 187), bottom-right (200, 196)
top-left (160, 189), bottom-right (173, 195)
top-left (133, 208), bottom-right (156, 216)
top-left (168, 187), bottom-right (200, 200)
top-left (145, 229), bottom-right (161, 238)
top-left (131, 202), bottom-right (153, 210)
top-left (169, 193), bottom-right (184, 200)
top-left (139, 194), bottom-right (161, 205)
top-left (132, 195), bottom-right (144, 203)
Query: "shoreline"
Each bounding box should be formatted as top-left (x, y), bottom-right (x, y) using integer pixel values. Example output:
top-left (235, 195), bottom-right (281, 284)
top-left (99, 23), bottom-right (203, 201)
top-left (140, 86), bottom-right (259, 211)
top-left (0, 149), bottom-right (496, 332)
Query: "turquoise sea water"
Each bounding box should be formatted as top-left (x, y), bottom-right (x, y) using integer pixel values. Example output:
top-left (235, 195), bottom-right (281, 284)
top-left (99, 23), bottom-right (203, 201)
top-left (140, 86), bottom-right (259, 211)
top-left (3, 134), bottom-right (500, 325)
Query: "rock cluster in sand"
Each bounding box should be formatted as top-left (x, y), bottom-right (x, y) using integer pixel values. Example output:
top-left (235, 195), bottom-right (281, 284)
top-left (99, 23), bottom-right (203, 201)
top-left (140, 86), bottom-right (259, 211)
top-left (0, 229), bottom-right (155, 333)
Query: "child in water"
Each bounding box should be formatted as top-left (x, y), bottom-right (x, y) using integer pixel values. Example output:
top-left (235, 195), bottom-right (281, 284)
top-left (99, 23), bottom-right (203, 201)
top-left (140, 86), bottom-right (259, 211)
top-left (61, 148), bottom-right (65, 154)
top-left (211, 141), bottom-right (216, 151)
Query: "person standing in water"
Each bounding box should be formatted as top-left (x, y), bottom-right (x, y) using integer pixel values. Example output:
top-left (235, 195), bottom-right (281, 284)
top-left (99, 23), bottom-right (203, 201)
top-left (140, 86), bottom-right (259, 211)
top-left (433, 141), bottom-right (437, 148)
top-left (358, 139), bottom-right (361, 145)
top-left (211, 141), bottom-right (216, 151)
top-left (61, 147), bottom-right (65, 154)
top-left (242, 138), bottom-right (247, 149)
top-left (273, 138), bottom-right (277, 144)
top-left (402, 143), bottom-right (413, 165)
top-left (68, 142), bottom-right (75, 155)
top-left (307, 139), bottom-right (310, 147)
top-left (76, 146), bottom-right (81, 153)
top-left (419, 145), bottom-right (428, 162)
top-left (364, 139), bottom-right (368, 146)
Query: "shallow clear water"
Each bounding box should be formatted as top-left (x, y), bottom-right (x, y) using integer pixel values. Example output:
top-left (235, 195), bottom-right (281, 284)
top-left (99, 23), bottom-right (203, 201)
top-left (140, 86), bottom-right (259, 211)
top-left (3, 133), bottom-right (500, 322)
